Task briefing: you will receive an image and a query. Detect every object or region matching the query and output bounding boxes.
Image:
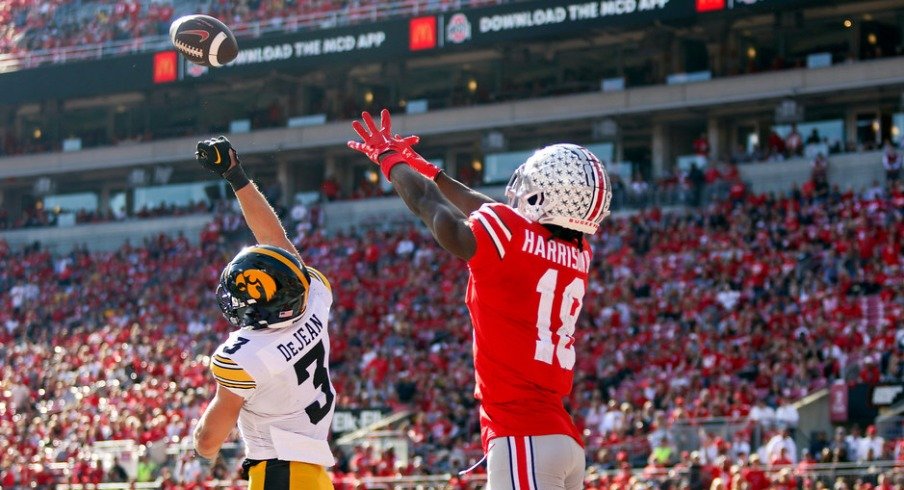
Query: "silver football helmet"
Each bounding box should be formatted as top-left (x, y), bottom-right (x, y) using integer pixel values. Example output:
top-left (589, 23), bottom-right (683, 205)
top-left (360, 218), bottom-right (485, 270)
top-left (505, 143), bottom-right (612, 234)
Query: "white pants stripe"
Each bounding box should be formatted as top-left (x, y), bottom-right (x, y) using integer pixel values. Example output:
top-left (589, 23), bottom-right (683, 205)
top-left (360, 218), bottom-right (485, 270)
top-left (489, 434), bottom-right (584, 490)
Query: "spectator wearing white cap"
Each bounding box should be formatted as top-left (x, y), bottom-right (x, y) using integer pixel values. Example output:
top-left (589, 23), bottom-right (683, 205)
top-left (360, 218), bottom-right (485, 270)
top-left (857, 425), bottom-right (885, 462)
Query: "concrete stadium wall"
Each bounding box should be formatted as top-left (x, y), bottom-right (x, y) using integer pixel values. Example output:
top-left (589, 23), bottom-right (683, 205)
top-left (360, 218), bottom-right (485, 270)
top-left (0, 214), bottom-right (212, 253)
top-left (320, 186), bottom-right (507, 232)
top-left (739, 150), bottom-right (887, 195)
top-left (795, 389), bottom-right (831, 456)
top-left (3, 57), bottom-right (904, 179)
top-left (0, 150), bottom-right (888, 252)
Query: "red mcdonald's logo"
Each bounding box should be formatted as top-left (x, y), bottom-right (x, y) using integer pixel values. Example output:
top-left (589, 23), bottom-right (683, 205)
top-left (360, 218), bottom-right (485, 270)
top-left (409, 16), bottom-right (437, 51)
top-left (154, 51), bottom-right (178, 84)
top-left (696, 0), bottom-right (725, 12)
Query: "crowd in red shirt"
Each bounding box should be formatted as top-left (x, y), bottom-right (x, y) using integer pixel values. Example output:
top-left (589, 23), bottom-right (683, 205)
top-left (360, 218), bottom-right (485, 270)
top-left (0, 180), bottom-right (902, 487)
top-left (2, 0), bottom-right (498, 63)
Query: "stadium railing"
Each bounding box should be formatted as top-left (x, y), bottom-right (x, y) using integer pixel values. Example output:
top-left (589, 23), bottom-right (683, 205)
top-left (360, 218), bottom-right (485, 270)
top-left (661, 417), bottom-right (764, 454)
top-left (55, 473), bottom-right (491, 490)
top-left (0, 0), bottom-right (507, 73)
top-left (586, 461), bottom-right (903, 488)
top-left (52, 461), bottom-right (902, 489)
top-left (876, 415), bottom-right (903, 443)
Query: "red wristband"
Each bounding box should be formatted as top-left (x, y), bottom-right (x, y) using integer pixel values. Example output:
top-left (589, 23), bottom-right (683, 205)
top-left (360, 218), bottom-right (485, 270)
top-left (379, 152), bottom-right (441, 182)
top-left (379, 153), bottom-right (409, 181)
top-left (409, 156), bottom-right (441, 180)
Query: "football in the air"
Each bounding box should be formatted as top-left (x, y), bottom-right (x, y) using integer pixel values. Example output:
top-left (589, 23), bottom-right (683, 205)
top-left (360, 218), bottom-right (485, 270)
top-left (169, 14), bottom-right (238, 67)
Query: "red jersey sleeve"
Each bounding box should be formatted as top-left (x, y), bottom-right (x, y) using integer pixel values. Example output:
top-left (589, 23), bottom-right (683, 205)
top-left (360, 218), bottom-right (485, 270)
top-left (467, 202), bottom-right (522, 267)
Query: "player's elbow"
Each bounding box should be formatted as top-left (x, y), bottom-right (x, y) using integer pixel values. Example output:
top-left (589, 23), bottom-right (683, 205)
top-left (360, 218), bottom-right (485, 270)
top-left (193, 424), bottom-right (219, 458)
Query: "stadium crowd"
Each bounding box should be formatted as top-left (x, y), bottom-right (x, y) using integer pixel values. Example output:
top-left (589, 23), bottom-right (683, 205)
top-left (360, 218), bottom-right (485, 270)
top-left (0, 176), bottom-right (902, 488)
top-left (0, 0), bottom-right (500, 61)
top-left (0, 200), bottom-right (216, 230)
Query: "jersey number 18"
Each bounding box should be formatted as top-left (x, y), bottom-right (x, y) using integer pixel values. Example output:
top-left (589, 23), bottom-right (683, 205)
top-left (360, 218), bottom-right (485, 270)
top-left (533, 268), bottom-right (583, 370)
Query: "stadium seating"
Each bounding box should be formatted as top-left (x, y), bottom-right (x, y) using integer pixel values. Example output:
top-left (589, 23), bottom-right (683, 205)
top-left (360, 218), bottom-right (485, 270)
top-left (2, 0), bottom-right (499, 67)
top-left (0, 182), bottom-right (901, 487)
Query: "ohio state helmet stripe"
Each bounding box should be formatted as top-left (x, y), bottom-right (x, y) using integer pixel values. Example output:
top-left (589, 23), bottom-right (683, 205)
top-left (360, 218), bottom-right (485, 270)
top-left (582, 152), bottom-right (607, 224)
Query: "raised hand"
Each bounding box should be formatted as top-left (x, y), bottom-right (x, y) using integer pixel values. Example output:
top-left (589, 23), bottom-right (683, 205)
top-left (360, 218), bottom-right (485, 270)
top-left (348, 109), bottom-right (440, 181)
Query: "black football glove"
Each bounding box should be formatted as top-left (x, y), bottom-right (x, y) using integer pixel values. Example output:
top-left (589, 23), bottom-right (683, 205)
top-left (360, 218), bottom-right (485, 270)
top-left (196, 136), bottom-right (250, 191)
top-left (196, 135), bottom-right (234, 176)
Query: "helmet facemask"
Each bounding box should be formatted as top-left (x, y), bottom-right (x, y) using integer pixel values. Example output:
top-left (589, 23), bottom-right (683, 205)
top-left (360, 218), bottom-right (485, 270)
top-left (506, 144), bottom-right (612, 234)
top-left (506, 166), bottom-right (546, 223)
top-left (216, 245), bottom-right (311, 329)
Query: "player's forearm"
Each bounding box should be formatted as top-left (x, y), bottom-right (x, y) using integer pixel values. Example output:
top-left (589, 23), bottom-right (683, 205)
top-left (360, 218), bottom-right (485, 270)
top-left (434, 172), bottom-right (495, 215)
top-left (391, 165), bottom-right (452, 228)
top-left (391, 165), bottom-right (474, 259)
top-left (234, 183), bottom-right (294, 251)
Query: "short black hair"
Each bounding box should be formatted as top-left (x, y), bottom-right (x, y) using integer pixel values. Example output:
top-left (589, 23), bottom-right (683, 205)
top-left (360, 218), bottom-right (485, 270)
top-left (544, 224), bottom-right (585, 251)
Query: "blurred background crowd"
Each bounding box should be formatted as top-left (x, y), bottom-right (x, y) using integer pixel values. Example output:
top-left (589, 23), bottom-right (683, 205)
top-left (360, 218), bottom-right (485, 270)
top-left (2, 0), bottom-right (904, 488)
top-left (1, 175), bottom-right (902, 488)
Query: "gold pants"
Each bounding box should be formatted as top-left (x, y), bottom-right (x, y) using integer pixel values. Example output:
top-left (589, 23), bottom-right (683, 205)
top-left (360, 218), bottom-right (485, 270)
top-left (245, 459), bottom-right (334, 490)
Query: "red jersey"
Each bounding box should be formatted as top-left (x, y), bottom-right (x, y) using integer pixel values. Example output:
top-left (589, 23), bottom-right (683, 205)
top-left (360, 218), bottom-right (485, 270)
top-left (466, 203), bottom-right (590, 451)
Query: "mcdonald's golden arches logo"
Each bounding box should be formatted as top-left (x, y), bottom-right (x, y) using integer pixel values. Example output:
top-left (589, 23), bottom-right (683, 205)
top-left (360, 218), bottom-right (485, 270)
top-left (409, 16), bottom-right (437, 51)
top-left (153, 51), bottom-right (178, 84)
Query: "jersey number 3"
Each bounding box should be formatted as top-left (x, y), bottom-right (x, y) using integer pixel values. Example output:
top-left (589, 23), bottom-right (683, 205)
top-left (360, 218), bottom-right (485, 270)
top-left (533, 269), bottom-right (583, 370)
top-left (293, 340), bottom-right (335, 425)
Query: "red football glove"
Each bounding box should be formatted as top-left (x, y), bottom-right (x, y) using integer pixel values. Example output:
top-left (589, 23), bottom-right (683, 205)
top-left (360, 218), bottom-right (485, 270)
top-left (347, 109), bottom-right (441, 181)
top-left (348, 109), bottom-right (392, 162)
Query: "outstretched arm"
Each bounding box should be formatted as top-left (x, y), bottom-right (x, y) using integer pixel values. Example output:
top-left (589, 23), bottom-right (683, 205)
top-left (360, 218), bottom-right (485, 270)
top-left (388, 164), bottom-right (476, 260)
top-left (346, 109), bottom-right (495, 216)
top-left (196, 136), bottom-right (298, 258)
top-left (226, 152), bottom-right (296, 254)
top-left (434, 172), bottom-right (496, 216)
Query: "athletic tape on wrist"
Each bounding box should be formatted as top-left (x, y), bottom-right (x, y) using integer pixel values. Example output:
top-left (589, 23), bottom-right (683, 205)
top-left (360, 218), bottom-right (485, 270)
top-left (224, 165), bottom-right (251, 191)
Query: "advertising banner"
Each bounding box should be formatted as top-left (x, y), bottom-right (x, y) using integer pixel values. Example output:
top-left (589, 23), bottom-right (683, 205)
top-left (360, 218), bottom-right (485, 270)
top-left (427, 0), bottom-right (689, 52)
top-left (331, 407), bottom-right (390, 435)
top-left (829, 381), bottom-right (848, 423)
top-left (871, 383), bottom-right (904, 407)
top-left (182, 19), bottom-right (409, 80)
top-left (0, 0), bottom-right (822, 103)
top-left (0, 53), bottom-right (157, 104)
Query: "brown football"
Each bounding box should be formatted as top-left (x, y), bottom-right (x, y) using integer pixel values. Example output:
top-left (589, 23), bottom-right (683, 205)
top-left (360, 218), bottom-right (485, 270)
top-left (169, 14), bottom-right (238, 67)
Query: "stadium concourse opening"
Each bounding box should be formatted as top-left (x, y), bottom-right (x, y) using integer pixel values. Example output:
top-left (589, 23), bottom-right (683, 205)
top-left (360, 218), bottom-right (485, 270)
top-left (0, 0), bottom-right (903, 488)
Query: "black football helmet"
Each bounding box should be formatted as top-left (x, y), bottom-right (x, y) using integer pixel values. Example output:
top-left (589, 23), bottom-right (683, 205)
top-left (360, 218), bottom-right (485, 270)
top-left (216, 245), bottom-right (312, 329)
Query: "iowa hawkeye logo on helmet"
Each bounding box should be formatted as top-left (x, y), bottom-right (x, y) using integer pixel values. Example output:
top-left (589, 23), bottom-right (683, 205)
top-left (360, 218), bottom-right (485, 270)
top-left (235, 269), bottom-right (276, 301)
top-left (217, 245), bottom-right (312, 329)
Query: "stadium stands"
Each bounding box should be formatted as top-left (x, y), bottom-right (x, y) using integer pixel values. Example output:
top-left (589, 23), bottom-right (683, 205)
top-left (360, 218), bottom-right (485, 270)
top-left (2, 0), bottom-right (904, 488)
top-left (0, 181), bottom-right (901, 487)
top-left (0, 0), bottom-right (506, 72)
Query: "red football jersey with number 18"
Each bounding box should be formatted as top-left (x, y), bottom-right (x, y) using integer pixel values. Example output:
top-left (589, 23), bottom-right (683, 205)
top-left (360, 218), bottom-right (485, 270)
top-left (466, 202), bottom-right (591, 452)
